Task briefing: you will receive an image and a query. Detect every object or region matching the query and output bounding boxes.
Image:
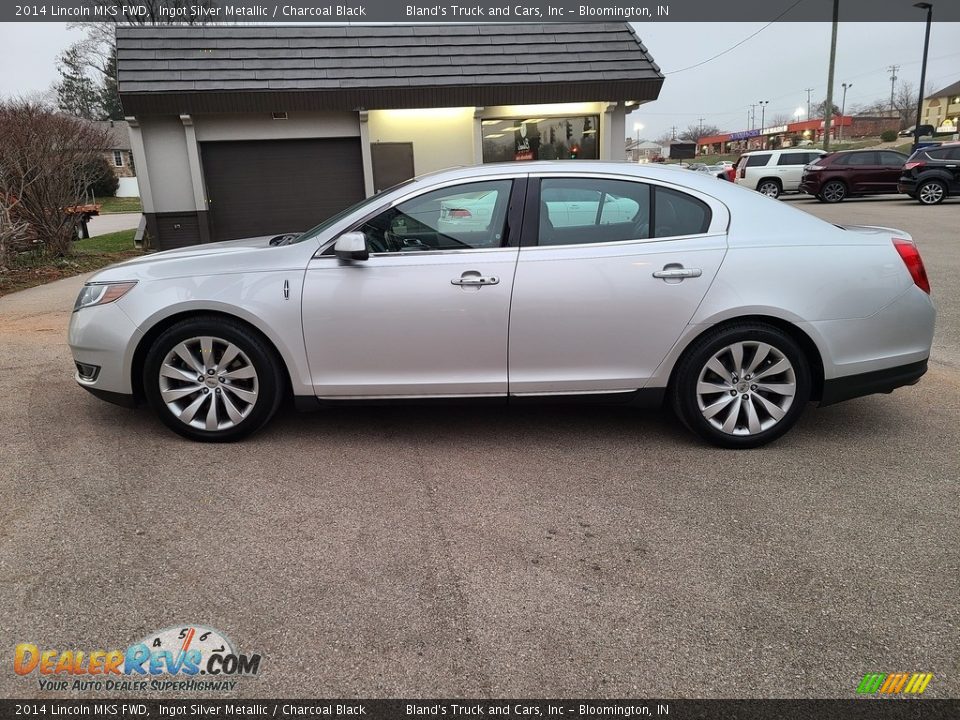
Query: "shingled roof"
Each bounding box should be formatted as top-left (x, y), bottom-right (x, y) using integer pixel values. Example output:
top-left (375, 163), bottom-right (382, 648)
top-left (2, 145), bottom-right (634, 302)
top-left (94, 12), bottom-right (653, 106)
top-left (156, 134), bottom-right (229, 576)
top-left (117, 23), bottom-right (663, 114)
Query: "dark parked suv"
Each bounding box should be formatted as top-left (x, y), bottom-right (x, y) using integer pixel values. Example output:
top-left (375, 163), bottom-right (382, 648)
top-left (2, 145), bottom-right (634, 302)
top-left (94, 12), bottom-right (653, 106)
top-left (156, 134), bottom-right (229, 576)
top-left (899, 143), bottom-right (960, 205)
top-left (799, 149), bottom-right (908, 203)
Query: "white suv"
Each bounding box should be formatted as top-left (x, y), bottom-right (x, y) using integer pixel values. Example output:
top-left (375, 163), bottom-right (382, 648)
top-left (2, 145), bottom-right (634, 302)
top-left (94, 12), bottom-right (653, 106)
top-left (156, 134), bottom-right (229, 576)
top-left (735, 148), bottom-right (826, 198)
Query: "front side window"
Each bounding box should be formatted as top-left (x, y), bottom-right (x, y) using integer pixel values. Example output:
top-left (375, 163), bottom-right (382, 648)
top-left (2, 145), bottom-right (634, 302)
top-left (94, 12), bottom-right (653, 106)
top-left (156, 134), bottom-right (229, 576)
top-left (746, 154), bottom-right (772, 167)
top-left (845, 152), bottom-right (879, 166)
top-left (355, 180), bottom-right (513, 253)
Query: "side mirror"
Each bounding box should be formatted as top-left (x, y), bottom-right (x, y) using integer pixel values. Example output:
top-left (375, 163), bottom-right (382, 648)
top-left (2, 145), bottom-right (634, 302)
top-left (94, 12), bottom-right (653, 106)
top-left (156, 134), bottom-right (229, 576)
top-left (334, 232), bottom-right (368, 262)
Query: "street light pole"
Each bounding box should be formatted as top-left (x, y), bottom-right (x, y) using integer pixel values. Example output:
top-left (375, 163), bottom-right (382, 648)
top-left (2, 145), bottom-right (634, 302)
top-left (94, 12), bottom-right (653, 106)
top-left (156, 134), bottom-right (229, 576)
top-left (840, 82), bottom-right (852, 142)
top-left (759, 100), bottom-right (769, 147)
top-left (913, 3), bottom-right (933, 148)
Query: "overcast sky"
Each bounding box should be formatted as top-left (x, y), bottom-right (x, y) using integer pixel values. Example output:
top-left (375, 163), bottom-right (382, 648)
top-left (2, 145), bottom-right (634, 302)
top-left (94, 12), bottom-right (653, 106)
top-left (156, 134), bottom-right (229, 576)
top-left (1, 21), bottom-right (958, 140)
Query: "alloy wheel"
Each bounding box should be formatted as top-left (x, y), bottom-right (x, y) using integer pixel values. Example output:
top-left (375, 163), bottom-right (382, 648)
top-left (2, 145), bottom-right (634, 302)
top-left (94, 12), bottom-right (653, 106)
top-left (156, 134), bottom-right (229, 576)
top-left (758, 181), bottom-right (780, 198)
top-left (822, 181), bottom-right (846, 203)
top-left (918, 181), bottom-right (945, 205)
top-left (158, 336), bottom-right (259, 431)
top-left (696, 341), bottom-right (797, 436)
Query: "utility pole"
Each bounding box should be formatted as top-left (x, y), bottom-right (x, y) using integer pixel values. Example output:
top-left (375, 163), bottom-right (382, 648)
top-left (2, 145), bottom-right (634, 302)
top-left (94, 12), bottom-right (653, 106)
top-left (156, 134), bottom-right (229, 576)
top-left (888, 65), bottom-right (900, 118)
top-left (823, 0), bottom-right (839, 151)
top-left (749, 103), bottom-right (757, 130)
top-left (805, 88), bottom-right (814, 120)
top-left (670, 125), bottom-right (677, 140)
top-left (840, 82), bottom-right (852, 142)
top-left (697, 117), bottom-right (704, 137)
top-left (913, 3), bottom-right (933, 147)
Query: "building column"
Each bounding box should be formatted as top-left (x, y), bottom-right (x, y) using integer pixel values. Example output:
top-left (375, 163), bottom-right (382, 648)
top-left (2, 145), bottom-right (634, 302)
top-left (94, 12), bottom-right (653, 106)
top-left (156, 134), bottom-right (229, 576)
top-left (125, 117), bottom-right (153, 214)
top-left (602, 102), bottom-right (626, 162)
top-left (358, 110), bottom-right (375, 197)
top-left (180, 114), bottom-right (211, 243)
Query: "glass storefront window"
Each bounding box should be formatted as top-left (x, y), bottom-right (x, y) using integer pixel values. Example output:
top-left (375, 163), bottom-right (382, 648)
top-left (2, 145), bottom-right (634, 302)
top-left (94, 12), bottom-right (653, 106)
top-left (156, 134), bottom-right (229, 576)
top-left (481, 116), bottom-right (600, 163)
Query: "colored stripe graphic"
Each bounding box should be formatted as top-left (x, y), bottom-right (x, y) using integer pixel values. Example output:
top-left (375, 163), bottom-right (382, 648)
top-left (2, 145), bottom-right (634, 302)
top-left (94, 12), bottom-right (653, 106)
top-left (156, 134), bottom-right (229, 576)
top-left (880, 673), bottom-right (909, 693)
top-left (903, 673), bottom-right (934, 694)
top-left (857, 672), bottom-right (933, 694)
top-left (857, 673), bottom-right (886, 693)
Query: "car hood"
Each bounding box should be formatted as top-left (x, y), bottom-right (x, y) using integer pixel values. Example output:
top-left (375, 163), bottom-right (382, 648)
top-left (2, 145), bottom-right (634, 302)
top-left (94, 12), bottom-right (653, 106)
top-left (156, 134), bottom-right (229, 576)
top-left (89, 234), bottom-right (315, 282)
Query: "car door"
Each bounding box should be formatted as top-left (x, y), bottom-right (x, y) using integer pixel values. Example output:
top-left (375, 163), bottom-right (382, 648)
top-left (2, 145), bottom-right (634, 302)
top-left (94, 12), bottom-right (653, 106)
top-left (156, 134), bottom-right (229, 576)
top-left (776, 152), bottom-right (817, 190)
top-left (301, 177), bottom-right (523, 398)
top-left (877, 152), bottom-right (909, 191)
top-left (508, 175), bottom-right (729, 395)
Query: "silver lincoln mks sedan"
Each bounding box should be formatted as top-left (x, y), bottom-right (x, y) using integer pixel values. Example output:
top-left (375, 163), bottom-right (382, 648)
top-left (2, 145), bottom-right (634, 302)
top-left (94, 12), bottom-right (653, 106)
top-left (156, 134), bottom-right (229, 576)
top-left (68, 162), bottom-right (935, 448)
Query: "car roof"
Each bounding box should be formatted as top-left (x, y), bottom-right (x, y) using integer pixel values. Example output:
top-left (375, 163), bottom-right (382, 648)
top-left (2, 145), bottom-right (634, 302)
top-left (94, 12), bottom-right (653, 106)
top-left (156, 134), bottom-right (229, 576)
top-left (407, 161), bottom-right (737, 195)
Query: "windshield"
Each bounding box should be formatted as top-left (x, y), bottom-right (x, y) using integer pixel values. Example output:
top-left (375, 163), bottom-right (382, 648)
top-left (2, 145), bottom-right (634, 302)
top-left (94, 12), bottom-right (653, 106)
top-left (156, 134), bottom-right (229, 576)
top-left (285, 177), bottom-right (418, 245)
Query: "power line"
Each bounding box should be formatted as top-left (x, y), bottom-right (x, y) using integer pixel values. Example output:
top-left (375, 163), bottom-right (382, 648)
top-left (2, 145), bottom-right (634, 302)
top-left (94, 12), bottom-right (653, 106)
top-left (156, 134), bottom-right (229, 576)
top-left (663, 0), bottom-right (808, 75)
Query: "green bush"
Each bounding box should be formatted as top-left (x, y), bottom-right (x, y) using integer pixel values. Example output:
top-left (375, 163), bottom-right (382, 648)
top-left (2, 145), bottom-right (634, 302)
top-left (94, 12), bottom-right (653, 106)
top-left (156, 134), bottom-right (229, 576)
top-left (880, 129), bottom-right (898, 142)
top-left (82, 155), bottom-right (119, 198)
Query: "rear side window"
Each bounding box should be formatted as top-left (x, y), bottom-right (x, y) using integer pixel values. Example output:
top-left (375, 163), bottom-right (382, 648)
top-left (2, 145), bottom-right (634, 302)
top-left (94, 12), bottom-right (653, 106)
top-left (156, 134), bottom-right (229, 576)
top-left (947, 147), bottom-right (960, 160)
top-left (654, 187), bottom-right (711, 238)
top-left (926, 148), bottom-right (950, 160)
top-left (745, 154), bottom-right (771, 167)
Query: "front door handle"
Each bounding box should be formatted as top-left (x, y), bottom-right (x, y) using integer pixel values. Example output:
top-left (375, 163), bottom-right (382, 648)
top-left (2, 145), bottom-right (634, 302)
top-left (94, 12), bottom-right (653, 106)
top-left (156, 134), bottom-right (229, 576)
top-left (452, 271), bottom-right (499, 287)
top-left (653, 266), bottom-right (702, 279)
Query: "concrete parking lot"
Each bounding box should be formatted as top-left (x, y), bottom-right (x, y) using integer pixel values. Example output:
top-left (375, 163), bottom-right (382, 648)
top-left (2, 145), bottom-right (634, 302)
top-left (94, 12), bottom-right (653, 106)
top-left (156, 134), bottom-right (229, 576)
top-left (0, 196), bottom-right (957, 699)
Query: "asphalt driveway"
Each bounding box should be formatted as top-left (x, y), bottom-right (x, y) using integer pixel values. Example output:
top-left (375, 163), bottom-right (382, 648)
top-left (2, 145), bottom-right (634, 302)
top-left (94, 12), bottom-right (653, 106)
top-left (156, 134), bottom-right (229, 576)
top-left (0, 197), bottom-right (957, 699)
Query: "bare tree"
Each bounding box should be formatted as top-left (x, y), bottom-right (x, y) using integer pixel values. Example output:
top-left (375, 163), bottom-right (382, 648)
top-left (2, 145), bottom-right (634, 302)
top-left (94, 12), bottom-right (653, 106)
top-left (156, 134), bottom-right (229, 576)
top-left (679, 123), bottom-right (722, 142)
top-left (769, 113), bottom-right (791, 126)
top-left (892, 81), bottom-right (920, 128)
top-left (0, 99), bottom-right (111, 258)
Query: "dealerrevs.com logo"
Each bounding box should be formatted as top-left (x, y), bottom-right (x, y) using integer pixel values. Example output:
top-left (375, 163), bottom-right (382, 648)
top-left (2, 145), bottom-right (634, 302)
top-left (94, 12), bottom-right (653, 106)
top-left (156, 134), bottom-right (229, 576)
top-left (14, 624), bottom-right (262, 692)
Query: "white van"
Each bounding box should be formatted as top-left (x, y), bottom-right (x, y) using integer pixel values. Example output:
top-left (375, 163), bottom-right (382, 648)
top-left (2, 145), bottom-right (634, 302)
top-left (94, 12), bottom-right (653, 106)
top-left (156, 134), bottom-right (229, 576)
top-left (735, 148), bottom-right (826, 198)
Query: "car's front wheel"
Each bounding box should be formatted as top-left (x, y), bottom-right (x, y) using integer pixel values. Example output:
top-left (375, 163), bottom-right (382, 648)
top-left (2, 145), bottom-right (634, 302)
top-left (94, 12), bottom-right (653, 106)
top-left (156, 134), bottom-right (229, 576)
top-left (143, 317), bottom-right (284, 441)
top-left (756, 179), bottom-right (781, 199)
top-left (671, 323), bottom-right (811, 449)
top-left (916, 179), bottom-right (947, 205)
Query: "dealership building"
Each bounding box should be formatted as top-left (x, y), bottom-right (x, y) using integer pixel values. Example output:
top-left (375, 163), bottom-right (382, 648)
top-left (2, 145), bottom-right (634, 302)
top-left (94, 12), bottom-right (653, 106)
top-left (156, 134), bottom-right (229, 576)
top-left (117, 23), bottom-right (663, 249)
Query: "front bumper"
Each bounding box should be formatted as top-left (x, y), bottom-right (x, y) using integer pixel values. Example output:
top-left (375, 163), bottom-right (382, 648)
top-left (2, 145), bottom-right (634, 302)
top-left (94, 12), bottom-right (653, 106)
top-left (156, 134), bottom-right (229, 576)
top-left (68, 302), bottom-right (142, 399)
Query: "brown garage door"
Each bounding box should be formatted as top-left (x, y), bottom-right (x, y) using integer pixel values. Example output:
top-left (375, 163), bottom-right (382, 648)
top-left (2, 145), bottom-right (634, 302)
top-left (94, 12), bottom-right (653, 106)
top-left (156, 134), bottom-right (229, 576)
top-left (200, 138), bottom-right (365, 242)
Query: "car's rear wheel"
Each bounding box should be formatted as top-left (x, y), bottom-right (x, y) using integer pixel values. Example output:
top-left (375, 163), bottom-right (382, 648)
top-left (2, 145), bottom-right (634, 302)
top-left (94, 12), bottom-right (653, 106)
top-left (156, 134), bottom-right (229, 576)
top-left (143, 317), bottom-right (283, 441)
top-left (757, 179), bottom-right (781, 199)
top-left (671, 323), bottom-right (811, 449)
top-left (916, 180), bottom-right (947, 205)
top-left (820, 180), bottom-right (847, 203)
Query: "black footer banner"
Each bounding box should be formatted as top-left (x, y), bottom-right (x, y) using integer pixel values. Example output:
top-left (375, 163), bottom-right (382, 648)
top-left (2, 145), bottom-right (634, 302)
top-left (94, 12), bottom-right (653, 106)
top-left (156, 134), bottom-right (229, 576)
top-left (2, 700), bottom-right (958, 720)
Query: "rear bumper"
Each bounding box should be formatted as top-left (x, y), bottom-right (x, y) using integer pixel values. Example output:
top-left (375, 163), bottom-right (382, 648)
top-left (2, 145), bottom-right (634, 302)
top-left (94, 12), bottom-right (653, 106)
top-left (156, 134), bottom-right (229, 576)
top-left (897, 178), bottom-right (918, 193)
top-left (798, 179), bottom-right (821, 194)
top-left (820, 359), bottom-right (927, 407)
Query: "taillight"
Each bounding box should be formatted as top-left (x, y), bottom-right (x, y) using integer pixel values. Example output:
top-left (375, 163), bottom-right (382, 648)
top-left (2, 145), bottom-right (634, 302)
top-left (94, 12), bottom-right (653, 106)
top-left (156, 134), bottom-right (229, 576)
top-left (893, 238), bottom-right (931, 294)
top-left (448, 208), bottom-right (472, 219)
top-left (904, 161), bottom-right (925, 170)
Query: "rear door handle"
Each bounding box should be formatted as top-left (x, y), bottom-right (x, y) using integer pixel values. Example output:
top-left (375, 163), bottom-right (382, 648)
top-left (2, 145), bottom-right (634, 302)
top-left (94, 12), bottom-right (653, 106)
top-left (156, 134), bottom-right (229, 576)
top-left (452, 272), bottom-right (499, 287)
top-left (653, 266), bottom-right (702, 279)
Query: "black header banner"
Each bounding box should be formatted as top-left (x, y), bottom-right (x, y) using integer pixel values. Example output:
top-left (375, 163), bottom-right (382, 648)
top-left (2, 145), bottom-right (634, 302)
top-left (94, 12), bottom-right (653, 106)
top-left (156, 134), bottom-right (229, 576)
top-left (2, 699), bottom-right (959, 719)
top-left (4, 0), bottom-right (960, 23)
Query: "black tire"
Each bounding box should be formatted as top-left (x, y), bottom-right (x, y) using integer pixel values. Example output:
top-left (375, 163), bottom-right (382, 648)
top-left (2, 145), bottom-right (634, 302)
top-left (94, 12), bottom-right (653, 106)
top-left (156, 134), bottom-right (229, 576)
top-left (916, 179), bottom-right (947, 205)
top-left (143, 316), bottom-right (284, 442)
top-left (670, 322), bottom-right (812, 449)
top-left (756, 179), bottom-right (782, 199)
top-left (820, 180), bottom-right (847, 203)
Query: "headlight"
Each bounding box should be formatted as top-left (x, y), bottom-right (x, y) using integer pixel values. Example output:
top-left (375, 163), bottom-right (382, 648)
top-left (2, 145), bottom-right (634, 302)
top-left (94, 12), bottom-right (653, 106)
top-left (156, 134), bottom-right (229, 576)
top-left (73, 281), bottom-right (137, 312)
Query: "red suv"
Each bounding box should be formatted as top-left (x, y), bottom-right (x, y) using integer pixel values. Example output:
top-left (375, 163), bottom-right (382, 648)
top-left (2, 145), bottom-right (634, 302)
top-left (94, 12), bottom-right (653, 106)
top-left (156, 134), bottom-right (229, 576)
top-left (799, 149), bottom-right (909, 203)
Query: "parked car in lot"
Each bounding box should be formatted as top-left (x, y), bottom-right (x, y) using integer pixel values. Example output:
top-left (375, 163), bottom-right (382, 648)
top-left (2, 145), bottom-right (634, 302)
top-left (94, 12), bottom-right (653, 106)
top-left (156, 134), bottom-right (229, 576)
top-left (69, 162), bottom-right (934, 448)
top-left (898, 143), bottom-right (960, 205)
top-left (799, 149), bottom-right (909, 203)
top-left (735, 148), bottom-right (826, 198)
